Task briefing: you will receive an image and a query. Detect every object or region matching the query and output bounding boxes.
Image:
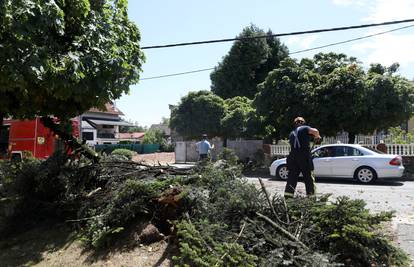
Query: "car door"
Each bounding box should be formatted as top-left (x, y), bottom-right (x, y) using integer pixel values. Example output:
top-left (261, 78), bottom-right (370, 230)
top-left (312, 147), bottom-right (334, 176)
top-left (330, 146), bottom-right (364, 177)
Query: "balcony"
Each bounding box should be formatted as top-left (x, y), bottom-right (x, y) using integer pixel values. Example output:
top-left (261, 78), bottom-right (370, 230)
top-left (97, 133), bottom-right (115, 139)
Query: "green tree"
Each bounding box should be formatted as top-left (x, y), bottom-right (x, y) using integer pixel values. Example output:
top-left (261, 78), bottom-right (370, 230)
top-left (312, 61), bottom-right (367, 142)
top-left (221, 96), bottom-right (264, 138)
top-left (363, 64), bottom-right (414, 133)
top-left (210, 25), bottom-right (289, 99)
top-left (254, 58), bottom-right (318, 139)
top-left (170, 91), bottom-right (225, 139)
top-left (254, 53), bottom-right (414, 143)
top-left (0, 0), bottom-right (144, 123)
top-left (119, 121), bottom-right (147, 133)
top-left (142, 129), bottom-right (164, 145)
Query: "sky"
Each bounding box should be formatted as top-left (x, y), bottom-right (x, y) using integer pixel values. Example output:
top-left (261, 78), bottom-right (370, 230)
top-left (117, 0), bottom-right (414, 127)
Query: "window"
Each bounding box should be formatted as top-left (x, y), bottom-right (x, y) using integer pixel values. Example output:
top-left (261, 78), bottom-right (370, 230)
top-left (313, 147), bottom-right (334, 158)
top-left (83, 132), bottom-right (94, 141)
top-left (333, 146), bottom-right (364, 157)
top-left (347, 147), bottom-right (364, 156)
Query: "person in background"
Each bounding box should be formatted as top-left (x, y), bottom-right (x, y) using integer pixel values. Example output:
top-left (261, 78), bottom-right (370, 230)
top-left (284, 117), bottom-right (321, 198)
top-left (196, 134), bottom-right (214, 161)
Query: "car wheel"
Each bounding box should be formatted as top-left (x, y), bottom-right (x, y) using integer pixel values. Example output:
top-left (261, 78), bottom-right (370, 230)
top-left (276, 164), bottom-right (289, 180)
top-left (354, 166), bottom-right (377, 184)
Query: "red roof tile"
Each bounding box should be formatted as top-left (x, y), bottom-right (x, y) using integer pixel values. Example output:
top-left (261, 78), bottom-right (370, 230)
top-left (118, 132), bottom-right (145, 139)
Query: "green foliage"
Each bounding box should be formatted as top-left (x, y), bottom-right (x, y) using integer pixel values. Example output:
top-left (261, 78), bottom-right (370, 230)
top-left (254, 57), bottom-right (317, 138)
top-left (119, 124), bottom-right (147, 133)
top-left (0, 0), bottom-right (145, 120)
top-left (0, 157), bottom-right (41, 197)
top-left (142, 129), bottom-right (165, 145)
top-left (309, 196), bottom-right (410, 266)
top-left (173, 219), bottom-right (257, 267)
top-left (211, 24), bottom-right (289, 99)
top-left (221, 96), bottom-right (265, 138)
top-left (0, 151), bottom-right (410, 266)
top-left (217, 148), bottom-right (239, 166)
top-left (385, 126), bottom-right (414, 144)
top-left (170, 91), bottom-right (225, 139)
top-left (254, 52), bottom-right (414, 141)
top-left (82, 179), bottom-right (166, 248)
top-left (111, 148), bottom-right (135, 160)
top-left (364, 75), bottom-right (414, 133)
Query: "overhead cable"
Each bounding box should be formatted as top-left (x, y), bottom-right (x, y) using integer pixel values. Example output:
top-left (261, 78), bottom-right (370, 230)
top-left (141, 19), bottom-right (414, 50)
top-left (140, 24), bottom-right (414, 81)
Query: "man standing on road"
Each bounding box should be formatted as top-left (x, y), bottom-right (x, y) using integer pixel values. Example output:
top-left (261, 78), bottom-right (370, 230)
top-left (284, 117), bottom-right (321, 198)
top-left (196, 134), bottom-right (214, 161)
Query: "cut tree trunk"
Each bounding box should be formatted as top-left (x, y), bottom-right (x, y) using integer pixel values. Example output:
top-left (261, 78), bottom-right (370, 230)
top-left (40, 116), bottom-right (100, 162)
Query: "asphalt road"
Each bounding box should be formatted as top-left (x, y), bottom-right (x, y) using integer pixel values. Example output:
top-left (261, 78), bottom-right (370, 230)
top-left (246, 175), bottom-right (414, 260)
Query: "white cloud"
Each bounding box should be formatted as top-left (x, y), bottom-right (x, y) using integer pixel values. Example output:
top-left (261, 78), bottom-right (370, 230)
top-left (332, 0), bottom-right (414, 21)
top-left (332, 0), bottom-right (366, 6)
top-left (331, 0), bottom-right (414, 78)
top-left (286, 36), bottom-right (300, 45)
top-left (301, 35), bottom-right (319, 49)
top-left (286, 35), bottom-right (319, 49)
top-left (351, 33), bottom-right (414, 67)
top-left (363, 0), bottom-right (414, 22)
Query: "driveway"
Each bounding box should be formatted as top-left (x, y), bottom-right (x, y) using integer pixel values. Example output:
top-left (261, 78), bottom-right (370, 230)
top-left (247, 175), bottom-right (414, 260)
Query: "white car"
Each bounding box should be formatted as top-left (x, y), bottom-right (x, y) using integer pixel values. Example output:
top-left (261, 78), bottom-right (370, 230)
top-left (269, 144), bottom-right (404, 183)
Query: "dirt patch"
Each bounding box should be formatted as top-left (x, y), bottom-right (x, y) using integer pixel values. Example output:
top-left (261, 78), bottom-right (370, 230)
top-left (132, 152), bottom-right (175, 165)
top-left (0, 223), bottom-right (174, 267)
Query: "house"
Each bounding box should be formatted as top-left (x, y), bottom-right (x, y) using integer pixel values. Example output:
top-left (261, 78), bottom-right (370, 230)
top-left (117, 132), bottom-right (145, 143)
top-left (81, 102), bottom-right (132, 146)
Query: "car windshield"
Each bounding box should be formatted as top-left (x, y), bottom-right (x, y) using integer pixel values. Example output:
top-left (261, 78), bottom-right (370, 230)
top-left (363, 146), bottom-right (385, 154)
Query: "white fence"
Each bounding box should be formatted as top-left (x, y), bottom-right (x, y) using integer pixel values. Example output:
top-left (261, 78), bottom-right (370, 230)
top-left (277, 133), bottom-right (413, 145)
top-left (270, 144), bottom-right (414, 156)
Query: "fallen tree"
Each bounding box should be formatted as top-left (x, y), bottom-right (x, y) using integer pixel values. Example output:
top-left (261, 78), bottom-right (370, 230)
top-left (0, 152), bottom-right (410, 266)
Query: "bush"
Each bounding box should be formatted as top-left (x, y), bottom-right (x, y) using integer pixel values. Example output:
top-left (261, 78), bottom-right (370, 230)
top-left (111, 149), bottom-right (135, 160)
top-left (142, 129), bottom-right (165, 145)
top-left (160, 142), bottom-right (175, 152)
top-left (217, 148), bottom-right (239, 166)
top-left (173, 219), bottom-right (258, 267)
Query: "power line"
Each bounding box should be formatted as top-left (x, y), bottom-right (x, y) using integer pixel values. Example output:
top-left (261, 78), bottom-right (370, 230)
top-left (140, 24), bottom-right (414, 81)
top-left (290, 23), bottom-right (414, 55)
top-left (141, 18), bottom-right (414, 50)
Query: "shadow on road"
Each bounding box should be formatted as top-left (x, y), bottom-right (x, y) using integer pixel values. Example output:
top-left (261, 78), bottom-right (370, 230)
top-left (245, 172), bottom-right (410, 187)
top-left (314, 177), bottom-right (406, 186)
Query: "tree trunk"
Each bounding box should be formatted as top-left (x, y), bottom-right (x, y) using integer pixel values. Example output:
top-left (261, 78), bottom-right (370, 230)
top-left (40, 116), bottom-right (100, 162)
top-left (348, 132), bottom-right (356, 144)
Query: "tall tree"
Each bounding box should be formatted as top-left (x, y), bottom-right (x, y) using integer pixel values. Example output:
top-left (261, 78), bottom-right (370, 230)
top-left (210, 25), bottom-right (289, 99)
top-left (170, 91), bottom-right (225, 139)
top-left (254, 58), bottom-right (318, 139)
top-left (0, 0), bottom-right (145, 123)
top-left (254, 53), bottom-right (414, 143)
top-left (221, 96), bottom-right (264, 139)
top-left (363, 63), bottom-right (414, 132)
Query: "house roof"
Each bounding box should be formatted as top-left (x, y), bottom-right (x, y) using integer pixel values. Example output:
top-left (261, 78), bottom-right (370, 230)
top-left (118, 132), bottom-right (145, 139)
top-left (88, 102), bottom-right (124, 115)
top-left (87, 119), bottom-right (133, 127)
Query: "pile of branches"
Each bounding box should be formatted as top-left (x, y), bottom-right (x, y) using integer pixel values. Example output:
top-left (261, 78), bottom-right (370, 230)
top-left (0, 152), bottom-right (411, 266)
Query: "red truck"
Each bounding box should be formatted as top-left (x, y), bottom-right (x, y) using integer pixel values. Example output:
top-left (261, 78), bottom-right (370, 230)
top-left (0, 118), bottom-right (80, 160)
